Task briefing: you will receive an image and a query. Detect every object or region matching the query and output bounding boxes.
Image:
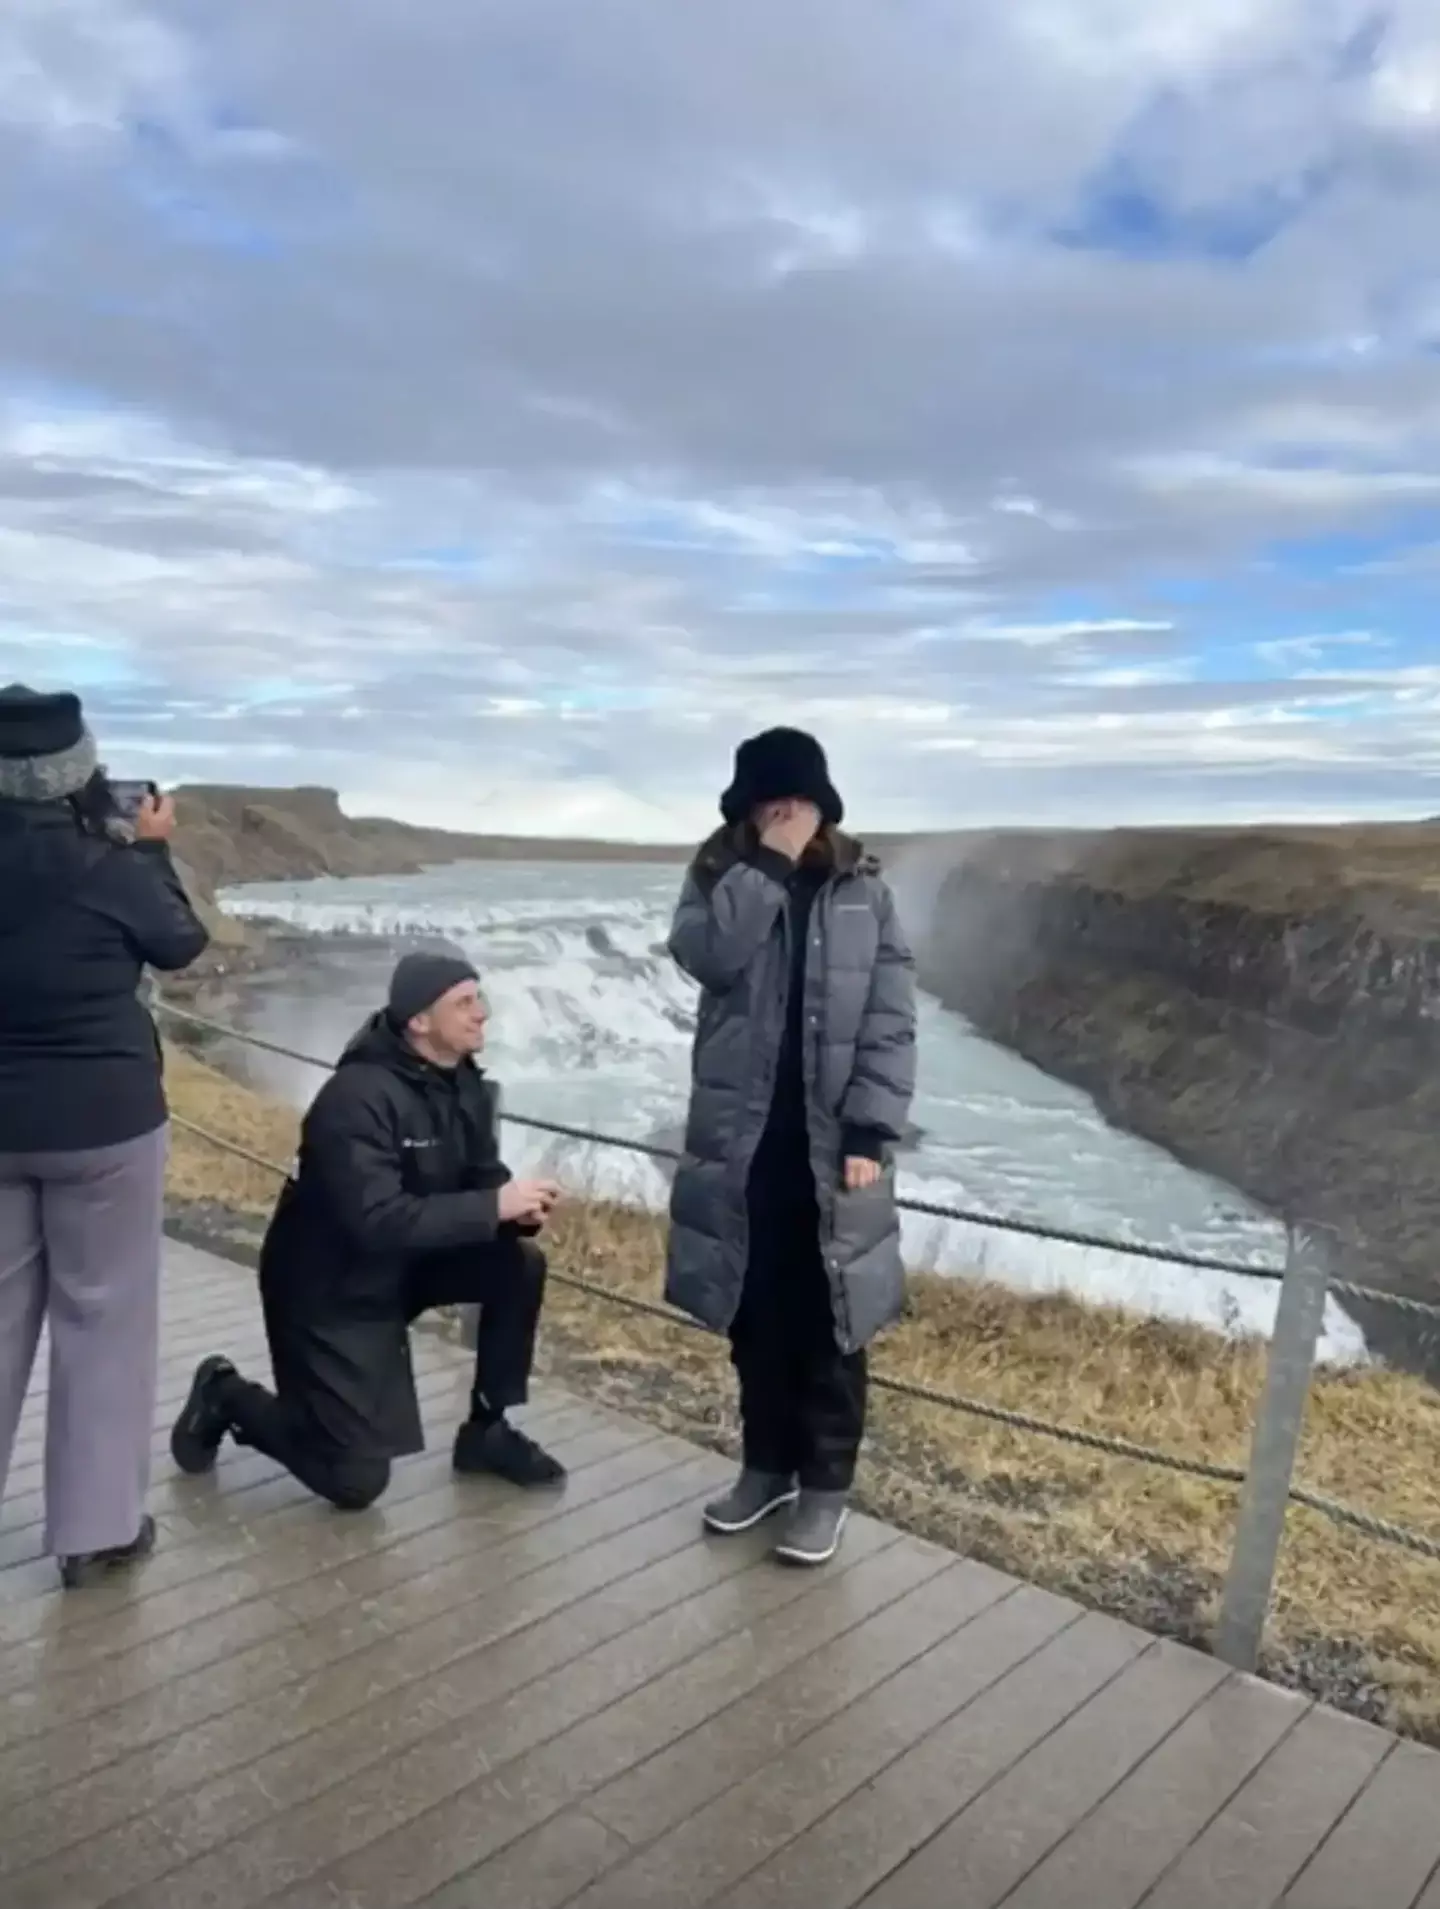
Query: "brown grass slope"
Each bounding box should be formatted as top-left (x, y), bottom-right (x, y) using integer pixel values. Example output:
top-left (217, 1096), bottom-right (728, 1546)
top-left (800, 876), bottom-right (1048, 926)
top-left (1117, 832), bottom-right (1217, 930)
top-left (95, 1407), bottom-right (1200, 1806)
top-left (164, 1045), bottom-right (1440, 1743)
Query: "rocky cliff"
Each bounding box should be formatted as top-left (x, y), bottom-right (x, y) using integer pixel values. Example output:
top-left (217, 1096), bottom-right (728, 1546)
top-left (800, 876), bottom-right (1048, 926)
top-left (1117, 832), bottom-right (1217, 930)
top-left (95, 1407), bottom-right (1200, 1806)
top-left (905, 824), bottom-right (1440, 1371)
top-left (171, 784), bottom-right (683, 895)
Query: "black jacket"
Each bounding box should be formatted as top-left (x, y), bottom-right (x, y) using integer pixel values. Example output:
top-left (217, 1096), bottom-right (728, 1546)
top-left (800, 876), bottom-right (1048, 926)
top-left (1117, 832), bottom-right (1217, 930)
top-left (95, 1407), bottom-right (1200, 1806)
top-left (748, 858), bottom-right (885, 1202)
top-left (258, 1013), bottom-right (514, 1456)
top-left (0, 802), bottom-right (210, 1153)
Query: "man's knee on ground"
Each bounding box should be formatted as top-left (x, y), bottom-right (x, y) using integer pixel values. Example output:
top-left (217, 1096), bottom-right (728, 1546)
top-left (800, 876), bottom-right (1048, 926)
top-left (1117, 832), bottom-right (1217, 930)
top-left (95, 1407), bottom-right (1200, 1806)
top-left (320, 1458), bottom-right (391, 1512)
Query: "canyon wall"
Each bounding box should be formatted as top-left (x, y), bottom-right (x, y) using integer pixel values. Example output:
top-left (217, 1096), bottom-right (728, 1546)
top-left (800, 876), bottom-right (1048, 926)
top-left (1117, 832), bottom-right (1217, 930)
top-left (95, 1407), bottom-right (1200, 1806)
top-left (905, 825), bottom-right (1440, 1371)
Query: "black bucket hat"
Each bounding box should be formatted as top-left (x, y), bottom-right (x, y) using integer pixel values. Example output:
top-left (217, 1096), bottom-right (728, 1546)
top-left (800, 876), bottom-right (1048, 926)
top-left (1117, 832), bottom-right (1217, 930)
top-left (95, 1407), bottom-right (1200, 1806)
top-left (719, 726), bottom-right (844, 828)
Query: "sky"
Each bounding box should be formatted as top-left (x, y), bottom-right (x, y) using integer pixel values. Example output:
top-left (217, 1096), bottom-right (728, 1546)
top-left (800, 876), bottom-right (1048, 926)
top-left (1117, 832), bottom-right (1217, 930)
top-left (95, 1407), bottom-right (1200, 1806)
top-left (1, 2), bottom-right (1439, 841)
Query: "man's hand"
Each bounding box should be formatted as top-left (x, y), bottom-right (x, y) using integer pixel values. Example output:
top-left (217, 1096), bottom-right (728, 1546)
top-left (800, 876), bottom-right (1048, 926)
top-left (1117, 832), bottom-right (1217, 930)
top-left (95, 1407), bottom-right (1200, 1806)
top-left (843, 1156), bottom-right (882, 1192)
top-left (499, 1178), bottom-right (562, 1227)
top-left (757, 797), bottom-right (821, 863)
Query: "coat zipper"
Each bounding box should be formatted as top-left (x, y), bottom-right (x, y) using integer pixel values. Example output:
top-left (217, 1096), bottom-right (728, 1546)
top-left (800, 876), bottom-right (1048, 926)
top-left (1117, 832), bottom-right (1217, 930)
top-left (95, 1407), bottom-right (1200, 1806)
top-left (809, 880), bottom-right (856, 1352)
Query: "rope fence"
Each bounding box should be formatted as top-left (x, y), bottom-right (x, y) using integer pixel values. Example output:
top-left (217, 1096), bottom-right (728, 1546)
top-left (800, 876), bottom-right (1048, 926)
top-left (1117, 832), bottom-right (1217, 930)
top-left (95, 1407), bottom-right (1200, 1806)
top-left (155, 999), bottom-right (1440, 1324)
top-left (166, 1103), bottom-right (1440, 1569)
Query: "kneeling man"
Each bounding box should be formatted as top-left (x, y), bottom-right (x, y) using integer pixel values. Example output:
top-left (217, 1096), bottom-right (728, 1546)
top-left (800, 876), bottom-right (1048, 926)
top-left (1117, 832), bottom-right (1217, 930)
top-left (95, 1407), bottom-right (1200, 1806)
top-left (171, 951), bottom-right (565, 1509)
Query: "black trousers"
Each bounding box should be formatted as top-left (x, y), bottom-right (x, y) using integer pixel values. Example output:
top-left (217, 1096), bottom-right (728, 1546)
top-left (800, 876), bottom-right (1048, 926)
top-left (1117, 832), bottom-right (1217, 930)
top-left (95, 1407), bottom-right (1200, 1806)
top-left (223, 1235), bottom-right (547, 1511)
top-left (730, 1166), bottom-right (867, 1494)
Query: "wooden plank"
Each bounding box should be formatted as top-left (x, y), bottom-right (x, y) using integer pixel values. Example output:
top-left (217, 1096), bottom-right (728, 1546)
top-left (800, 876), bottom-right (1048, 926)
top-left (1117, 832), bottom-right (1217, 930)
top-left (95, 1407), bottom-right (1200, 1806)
top-left (0, 1388), bottom-right (591, 1612)
top-left (421, 1809), bottom-right (631, 1909)
top-left (0, 1361), bottom-right (518, 1573)
top-left (0, 1399), bottom-right (605, 1658)
top-left (0, 1341), bottom-right (478, 1549)
top-left (566, 1586), bottom-right (1080, 1908)
top-left (995, 1673), bottom-right (1309, 1909)
top-left (1281, 1744), bottom-right (1440, 1908)
top-left (0, 1453), bottom-right (722, 1818)
top-left (583, 1554), bottom-right (1019, 1852)
top-left (240, 1541), bottom-right (958, 1909)
top-left (100, 1533), bottom-right (940, 1909)
top-left (860, 1635), bottom-right (1229, 1907)
top-left (1410, 1854), bottom-right (1440, 1908)
top-left (704, 1610), bottom-right (1150, 1909)
top-left (1142, 1703), bottom-right (1396, 1909)
top-left (5, 1486), bottom-right (765, 1909)
top-left (0, 1443), bottom-right (714, 1878)
top-left (0, 1445), bottom-right (710, 1874)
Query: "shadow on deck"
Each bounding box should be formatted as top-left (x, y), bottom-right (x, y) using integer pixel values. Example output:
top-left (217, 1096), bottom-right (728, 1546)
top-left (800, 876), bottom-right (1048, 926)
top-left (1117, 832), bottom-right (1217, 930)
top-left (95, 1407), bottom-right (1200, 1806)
top-left (2, 1240), bottom-right (1438, 1908)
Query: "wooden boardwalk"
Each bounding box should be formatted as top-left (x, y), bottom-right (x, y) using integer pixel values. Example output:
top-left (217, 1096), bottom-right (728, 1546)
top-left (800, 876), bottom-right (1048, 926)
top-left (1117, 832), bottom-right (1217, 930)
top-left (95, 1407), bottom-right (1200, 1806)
top-left (2, 1242), bottom-right (1438, 1908)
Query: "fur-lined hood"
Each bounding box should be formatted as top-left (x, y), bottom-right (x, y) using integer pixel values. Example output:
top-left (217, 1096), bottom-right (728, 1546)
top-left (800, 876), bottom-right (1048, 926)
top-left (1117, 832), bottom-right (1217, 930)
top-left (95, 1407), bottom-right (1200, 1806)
top-left (689, 823), bottom-right (879, 891)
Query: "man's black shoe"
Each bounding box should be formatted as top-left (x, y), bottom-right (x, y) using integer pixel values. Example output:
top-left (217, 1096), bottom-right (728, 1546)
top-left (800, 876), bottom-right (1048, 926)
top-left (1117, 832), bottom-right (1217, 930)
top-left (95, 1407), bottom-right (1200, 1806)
top-left (171, 1356), bottom-right (237, 1474)
top-left (453, 1416), bottom-right (566, 1487)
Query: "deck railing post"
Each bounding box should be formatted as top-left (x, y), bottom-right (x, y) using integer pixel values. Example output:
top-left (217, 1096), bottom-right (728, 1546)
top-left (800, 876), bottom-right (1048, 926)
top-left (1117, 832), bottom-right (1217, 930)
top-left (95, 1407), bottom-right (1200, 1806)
top-left (1214, 1224), bottom-right (1329, 1674)
top-left (458, 1304), bottom-right (481, 1352)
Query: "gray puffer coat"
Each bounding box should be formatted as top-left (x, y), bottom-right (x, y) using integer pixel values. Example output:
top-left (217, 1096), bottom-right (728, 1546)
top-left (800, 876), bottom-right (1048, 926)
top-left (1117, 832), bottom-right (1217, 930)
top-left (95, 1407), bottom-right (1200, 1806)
top-left (665, 827), bottom-right (917, 1353)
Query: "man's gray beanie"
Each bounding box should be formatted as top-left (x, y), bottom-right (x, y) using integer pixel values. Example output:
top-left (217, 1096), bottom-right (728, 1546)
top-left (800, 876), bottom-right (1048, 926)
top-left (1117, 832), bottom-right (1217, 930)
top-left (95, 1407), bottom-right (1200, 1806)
top-left (386, 949), bottom-right (480, 1025)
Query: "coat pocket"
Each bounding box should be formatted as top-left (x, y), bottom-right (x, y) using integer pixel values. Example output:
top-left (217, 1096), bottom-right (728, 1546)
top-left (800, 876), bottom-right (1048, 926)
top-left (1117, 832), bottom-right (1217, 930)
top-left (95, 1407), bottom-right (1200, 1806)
top-left (829, 1165), bottom-right (897, 1256)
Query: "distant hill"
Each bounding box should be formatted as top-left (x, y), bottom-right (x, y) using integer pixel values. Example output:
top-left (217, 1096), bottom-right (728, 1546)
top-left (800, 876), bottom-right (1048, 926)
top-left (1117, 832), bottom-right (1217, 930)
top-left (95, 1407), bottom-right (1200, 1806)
top-left (171, 784), bottom-right (688, 897)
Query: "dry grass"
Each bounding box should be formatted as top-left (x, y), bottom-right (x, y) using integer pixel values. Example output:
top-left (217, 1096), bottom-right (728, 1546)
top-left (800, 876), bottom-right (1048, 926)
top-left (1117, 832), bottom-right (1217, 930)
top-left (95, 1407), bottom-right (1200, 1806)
top-left (165, 1043), bottom-right (1440, 1740)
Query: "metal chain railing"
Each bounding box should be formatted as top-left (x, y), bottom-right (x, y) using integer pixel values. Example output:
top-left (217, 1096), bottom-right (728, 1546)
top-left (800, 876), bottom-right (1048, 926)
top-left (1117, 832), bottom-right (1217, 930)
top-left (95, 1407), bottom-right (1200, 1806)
top-left (154, 998), bottom-right (1440, 1324)
top-left (156, 1002), bottom-right (1283, 1276)
top-left (166, 1106), bottom-right (1440, 1567)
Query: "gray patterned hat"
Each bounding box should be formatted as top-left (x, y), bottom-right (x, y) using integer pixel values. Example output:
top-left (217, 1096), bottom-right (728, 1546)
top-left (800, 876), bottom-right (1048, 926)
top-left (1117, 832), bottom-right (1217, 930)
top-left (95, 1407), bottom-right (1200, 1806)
top-left (0, 684), bottom-right (100, 803)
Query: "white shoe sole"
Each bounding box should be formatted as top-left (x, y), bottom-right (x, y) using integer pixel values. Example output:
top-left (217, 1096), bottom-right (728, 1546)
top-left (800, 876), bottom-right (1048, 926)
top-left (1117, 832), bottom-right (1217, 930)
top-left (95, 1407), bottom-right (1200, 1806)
top-left (703, 1487), bottom-right (800, 1535)
top-left (773, 1506), bottom-right (849, 1567)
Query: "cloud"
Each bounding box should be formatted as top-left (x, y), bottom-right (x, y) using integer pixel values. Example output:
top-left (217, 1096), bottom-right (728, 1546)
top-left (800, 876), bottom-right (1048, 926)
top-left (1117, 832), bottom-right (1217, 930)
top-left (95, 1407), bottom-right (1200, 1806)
top-left (0, 0), bottom-right (1438, 837)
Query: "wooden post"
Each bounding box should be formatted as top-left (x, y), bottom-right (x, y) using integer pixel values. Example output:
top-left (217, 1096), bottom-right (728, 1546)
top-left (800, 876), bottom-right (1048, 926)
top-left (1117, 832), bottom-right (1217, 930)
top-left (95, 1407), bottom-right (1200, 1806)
top-left (1214, 1225), bottom-right (1329, 1673)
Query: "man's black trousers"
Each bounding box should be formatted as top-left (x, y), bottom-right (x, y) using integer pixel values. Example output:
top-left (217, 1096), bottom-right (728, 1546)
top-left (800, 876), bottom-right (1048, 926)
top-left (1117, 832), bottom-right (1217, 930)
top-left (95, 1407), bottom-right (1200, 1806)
top-left (221, 1234), bottom-right (547, 1510)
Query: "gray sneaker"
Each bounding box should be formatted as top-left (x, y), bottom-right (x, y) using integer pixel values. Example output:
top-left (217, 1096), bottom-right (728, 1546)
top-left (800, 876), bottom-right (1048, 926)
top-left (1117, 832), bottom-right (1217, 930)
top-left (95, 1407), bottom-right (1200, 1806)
top-left (703, 1469), bottom-right (798, 1535)
top-left (773, 1491), bottom-right (849, 1567)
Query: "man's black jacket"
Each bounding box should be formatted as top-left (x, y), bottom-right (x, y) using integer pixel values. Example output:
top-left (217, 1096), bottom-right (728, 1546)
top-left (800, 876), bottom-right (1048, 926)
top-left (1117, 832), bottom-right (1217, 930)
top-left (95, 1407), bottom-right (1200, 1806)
top-left (262, 1011), bottom-right (513, 1320)
top-left (258, 1012), bottom-right (522, 1457)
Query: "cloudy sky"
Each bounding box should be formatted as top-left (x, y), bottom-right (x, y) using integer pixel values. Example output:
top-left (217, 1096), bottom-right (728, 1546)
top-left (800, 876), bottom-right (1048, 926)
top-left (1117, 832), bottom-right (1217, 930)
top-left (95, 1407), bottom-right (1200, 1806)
top-left (1, 1), bottom-right (1439, 839)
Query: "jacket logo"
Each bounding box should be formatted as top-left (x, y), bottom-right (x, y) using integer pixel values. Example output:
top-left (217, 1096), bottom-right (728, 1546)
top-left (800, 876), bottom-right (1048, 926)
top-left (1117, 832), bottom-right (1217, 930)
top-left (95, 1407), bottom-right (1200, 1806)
top-left (401, 1137), bottom-right (438, 1150)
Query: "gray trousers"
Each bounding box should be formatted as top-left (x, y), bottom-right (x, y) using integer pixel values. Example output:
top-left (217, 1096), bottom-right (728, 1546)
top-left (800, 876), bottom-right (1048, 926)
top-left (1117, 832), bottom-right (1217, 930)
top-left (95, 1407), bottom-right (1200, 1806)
top-left (0, 1126), bottom-right (167, 1556)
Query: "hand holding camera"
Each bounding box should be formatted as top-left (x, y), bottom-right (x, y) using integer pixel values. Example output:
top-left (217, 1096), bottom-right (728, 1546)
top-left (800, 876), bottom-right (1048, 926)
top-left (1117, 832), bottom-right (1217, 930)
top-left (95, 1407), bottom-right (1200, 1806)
top-left (133, 790), bottom-right (177, 842)
top-left (109, 780), bottom-right (176, 843)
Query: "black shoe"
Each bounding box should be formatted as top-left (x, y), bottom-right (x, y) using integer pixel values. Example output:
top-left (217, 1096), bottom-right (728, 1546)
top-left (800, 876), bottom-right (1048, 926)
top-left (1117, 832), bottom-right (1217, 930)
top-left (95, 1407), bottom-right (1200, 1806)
top-left (170, 1356), bottom-right (237, 1475)
top-left (453, 1416), bottom-right (567, 1487)
top-left (59, 1515), bottom-right (157, 1590)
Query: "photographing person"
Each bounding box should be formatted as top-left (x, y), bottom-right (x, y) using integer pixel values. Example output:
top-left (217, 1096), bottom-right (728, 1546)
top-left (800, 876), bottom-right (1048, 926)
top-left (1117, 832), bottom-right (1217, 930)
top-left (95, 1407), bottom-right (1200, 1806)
top-left (171, 951), bottom-right (567, 1509)
top-left (667, 727), bottom-right (917, 1565)
top-left (0, 684), bottom-right (209, 1588)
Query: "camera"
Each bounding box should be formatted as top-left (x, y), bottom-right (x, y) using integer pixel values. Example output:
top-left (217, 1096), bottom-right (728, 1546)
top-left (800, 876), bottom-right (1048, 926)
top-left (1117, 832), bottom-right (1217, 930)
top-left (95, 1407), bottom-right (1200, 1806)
top-left (108, 779), bottom-right (159, 823)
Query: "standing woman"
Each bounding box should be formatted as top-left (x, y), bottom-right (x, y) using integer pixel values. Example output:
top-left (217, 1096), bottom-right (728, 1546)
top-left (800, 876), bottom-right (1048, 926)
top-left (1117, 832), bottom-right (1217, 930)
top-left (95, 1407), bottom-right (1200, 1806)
top-left (0, 686), bottom-right (209, 1587)
top-left (666, 728), bottom-right (917, 1565)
